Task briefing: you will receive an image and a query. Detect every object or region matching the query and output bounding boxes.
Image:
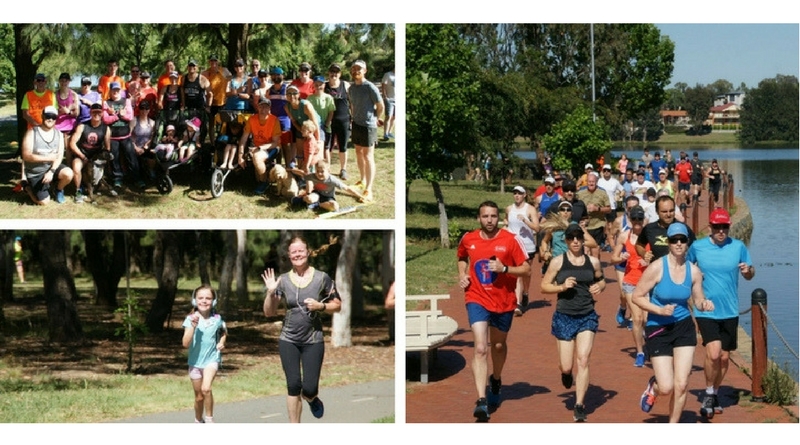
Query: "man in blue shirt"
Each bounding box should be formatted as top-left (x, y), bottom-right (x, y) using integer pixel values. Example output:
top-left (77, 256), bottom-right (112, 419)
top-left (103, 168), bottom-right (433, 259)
top-left (687, 208), bottom-right (755, 419)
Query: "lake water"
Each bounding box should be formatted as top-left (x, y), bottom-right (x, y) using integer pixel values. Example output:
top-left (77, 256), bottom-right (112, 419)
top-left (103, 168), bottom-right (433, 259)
top-left (614, 147), bottom-right (799, 382)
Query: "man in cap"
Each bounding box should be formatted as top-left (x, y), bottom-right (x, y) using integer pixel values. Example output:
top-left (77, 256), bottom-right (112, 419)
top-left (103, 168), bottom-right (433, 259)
top-left (576, 163), bottom-right (593, 189)
top-left (69, 102), bottom-right (111, 203)
top-left (632, 169), bottom-right (655, 203)
top-left (22, 73), bottom-right (56, 130)
top-left (348, 59), bottom-right (384, 200)
top-left (674, 154), bottom-right (693, 205)
top-left (458, 201), bottom-right (530, 421)
top-left (533, 176), bottom-right (561, 221)
top-left (290, 62), bottom-right (315, 100)
top-left (649, 151), bottom-right (667, 177)
top-left (182, 59), bottom-right (212, 145)
top-left (98, 59), bottom-right (126, 101)
top-left (577, 172), bottom-right (611, 258)
top-left (203, 54), bottom-right (232, 144)
top-left (239, 96), bottom-right (282, 194)
top-left (690, 151), bottom-right (705, 204)
top-left (324, 63), bottom-right (352, 179)
top-left (505, 185), bottom-right (539, 316)
top-left (687, 208), bottom-right (754, 419)
top-left (21, 106), bottom-right (74, 205)
top-left (597, 164), bottom-right (625, 250)
top-left (267, 67), bottom-right (292, 164)
top-left (77, 77), bottom-right (102, 125)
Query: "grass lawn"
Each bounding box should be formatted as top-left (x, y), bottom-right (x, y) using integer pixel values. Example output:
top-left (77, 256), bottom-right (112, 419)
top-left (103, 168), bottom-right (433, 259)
top-left (406, 178), bottom-right (537, 297)
top-left (0, 119), bottom-right (395, 220)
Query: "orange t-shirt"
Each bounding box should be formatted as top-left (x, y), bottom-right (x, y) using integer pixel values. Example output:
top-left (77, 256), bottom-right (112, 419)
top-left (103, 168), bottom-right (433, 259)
top-left (245, 113), bottom-right (281, 147)
top-left (97, 75), bottom-right (126, 101)
top-left (22, 89), bottom-right (56, 128)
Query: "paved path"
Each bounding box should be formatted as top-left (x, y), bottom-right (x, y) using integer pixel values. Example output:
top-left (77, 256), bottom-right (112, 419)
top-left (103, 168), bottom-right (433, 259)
top-left (406, 197), bottom-right (798, 423)
top-left (118, 380), bottom-right (394, 423)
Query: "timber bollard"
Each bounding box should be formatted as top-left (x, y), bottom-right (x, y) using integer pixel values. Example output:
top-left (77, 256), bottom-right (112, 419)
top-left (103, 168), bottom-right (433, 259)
top-left (750, 288), bottom-right (768, 402)
top-left (691, 198), bottom-right (699, 234)
top-left (726, 174), bottom-right (734, 210)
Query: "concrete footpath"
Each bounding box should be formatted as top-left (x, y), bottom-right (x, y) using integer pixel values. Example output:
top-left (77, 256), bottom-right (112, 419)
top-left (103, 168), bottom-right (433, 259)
top-left (406, 197), bottom-right (798, 423)
top-left (118, 380), bottom-right (394, 423)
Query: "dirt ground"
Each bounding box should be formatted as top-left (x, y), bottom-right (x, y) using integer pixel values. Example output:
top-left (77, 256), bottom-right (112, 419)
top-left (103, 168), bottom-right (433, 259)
top-left (0, 294), bottom-right (395, 381)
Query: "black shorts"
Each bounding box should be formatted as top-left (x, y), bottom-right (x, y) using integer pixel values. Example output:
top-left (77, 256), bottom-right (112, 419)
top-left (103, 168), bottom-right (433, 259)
top-left (691, 175), bottom-right (703, 186)
top-left (678, 181), bottom-right (691, 192)
top-left (696, 317), bottom-right (738, 351)
top-left (645, 317), bottom-right (697, 357)
top-left (351, 123), bottom-right (377, 147)
top-left (587, 226), bottom-right (605, 246)
top-left (28, 164), bottom-right (69, 201)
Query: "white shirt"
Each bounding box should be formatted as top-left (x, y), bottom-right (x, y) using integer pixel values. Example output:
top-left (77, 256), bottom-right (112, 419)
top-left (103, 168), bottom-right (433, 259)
top-left (597, 176), bottom-right (624, 210)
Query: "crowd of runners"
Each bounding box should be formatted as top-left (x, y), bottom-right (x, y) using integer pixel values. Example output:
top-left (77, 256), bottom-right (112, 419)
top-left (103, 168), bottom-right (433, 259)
top-left (457, 150), bottom-right (753, 423)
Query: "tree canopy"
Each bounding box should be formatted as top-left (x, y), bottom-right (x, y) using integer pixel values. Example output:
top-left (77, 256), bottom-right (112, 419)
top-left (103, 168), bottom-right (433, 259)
top-left (739, 75), bottom-right (799, 144)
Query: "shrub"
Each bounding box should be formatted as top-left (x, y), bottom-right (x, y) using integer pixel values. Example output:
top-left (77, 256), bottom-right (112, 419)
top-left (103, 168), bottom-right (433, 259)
top-left (761, 360), bottom-right (799, 406)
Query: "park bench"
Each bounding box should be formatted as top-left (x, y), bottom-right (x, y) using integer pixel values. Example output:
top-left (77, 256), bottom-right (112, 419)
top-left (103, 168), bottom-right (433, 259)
top-left (406, 294), bottom-right (458, 383)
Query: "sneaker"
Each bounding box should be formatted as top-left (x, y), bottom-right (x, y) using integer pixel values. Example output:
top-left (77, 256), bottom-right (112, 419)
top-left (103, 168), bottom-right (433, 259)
top-left (114, 179), bottom-right (123, 188)
top-left (473, 397), bottom-right (490, 422)
top-left (307, 202), bottom-right (320, 210)
top-left (634, 352), bottom-right (645, 368)
top-left (573, 404), bottom-right (587, 422)
top-left (382, 135), bottom-right (390, 142)
top-left (254, 182), bottom-right (268, 195)
top-left (308, 396), bottom-right (324, 419)
top-left (340, 169), bottom-right (348, 180)
top-left (713, 395), bottom-right (723, 414)
top-left (203, 416), bottom-right (214, 423)
top-left (387, 132), bottom-right (394, 139)
top-left (12, 181), bottom-right (25, 193)
top-left (640, 376), bottom-right (657, 413)
top-left (487, 375), bottom-right (501, 407)
top-left (700, 394), bottom-right (716, 419)
top-left (194, 418), bottom-right (205, 423)
top-left (616, 306), bottom-right (626, 326)
top-left (514, 304), bottom-right (523, 317)
top-left (521, 292), bottom-right (529, 308)
top-left (74, 190), bottom-right (85, 204)
top-left (626, 319), bottom-right (633, 330)
top-left (55, 189), bottom-right (65, 204)
top-left (561, 373), bottom-right (573, 389)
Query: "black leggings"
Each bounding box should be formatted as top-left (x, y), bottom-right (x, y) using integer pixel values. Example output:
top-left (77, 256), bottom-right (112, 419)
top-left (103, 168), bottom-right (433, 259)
top-left (325, 117), bottom-right (350, 153)
top-left (279, 339), bottom-right (325, 398)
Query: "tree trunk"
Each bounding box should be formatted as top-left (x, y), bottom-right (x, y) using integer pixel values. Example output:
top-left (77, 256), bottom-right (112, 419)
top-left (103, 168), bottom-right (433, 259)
top-left (218, 231), bottom-right (237, 314)
top-left (279, 231), bottom-right (293, 272)
top-left (227, 24), bottom-right (249, 67)
top-left (195, 231), bottom-right (211, 286)
top-left (145, 231), bottom-right (181, 332)
top-left (331, 230), bottom-right (361, 347)
top-left (432, 181), bottom-right (450, 248)
top-left (382, 231), bottom-right (395, 342)
top-left (1, 231), bottom-right (14, 304)
top-left (235, 229), bottom-right (248, 305)
top-left (14, 24), bottom-right (35, 147)
top-left (39, 231), bottom-right (83, 343)
top-left (82, 231), bottom-right (125, 308)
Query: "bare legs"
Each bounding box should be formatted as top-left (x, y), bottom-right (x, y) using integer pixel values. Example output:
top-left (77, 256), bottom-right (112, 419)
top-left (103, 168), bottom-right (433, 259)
top-left (191, 366), bottom-right (218, 422)
top-left (557, 330), bottom-right (595, 406)
top-left (651, 346), bottom-right (695, 423)
top-left (470, 321), bottom-right (509, 398)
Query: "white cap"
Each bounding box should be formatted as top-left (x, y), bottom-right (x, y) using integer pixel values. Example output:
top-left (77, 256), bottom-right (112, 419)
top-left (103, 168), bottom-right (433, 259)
top-left (512, 185), bottom-right (526, 194)
top-left (584, 163), bottom-right (593, 170)
top-left (659, 168), bottom-right (667, 175)
top-left (544, 176), bottom-right (555, 184)
top-left (602, 164), bottom-right (612, 171)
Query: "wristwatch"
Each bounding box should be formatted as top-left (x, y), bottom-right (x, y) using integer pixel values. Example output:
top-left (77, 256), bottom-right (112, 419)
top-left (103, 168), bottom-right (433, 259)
top-left (502, 266), bottom-right (508, 273)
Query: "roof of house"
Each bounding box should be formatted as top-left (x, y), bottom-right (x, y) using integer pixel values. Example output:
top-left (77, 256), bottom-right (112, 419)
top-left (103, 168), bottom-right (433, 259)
top-left (710, 103), bottom-right (739, 113)
top-left (660, 110), bottom-right (688, 117)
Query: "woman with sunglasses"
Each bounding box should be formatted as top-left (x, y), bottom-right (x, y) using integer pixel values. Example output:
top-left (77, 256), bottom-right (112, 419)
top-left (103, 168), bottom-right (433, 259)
top-left (541, 222), bottom-right (605, 422)
top-left (633, 223), bottom-right (713, 422)
top-left (261, 236), bottom-right (341, 423)
top-left (610, 205), bottom-right (651, 367)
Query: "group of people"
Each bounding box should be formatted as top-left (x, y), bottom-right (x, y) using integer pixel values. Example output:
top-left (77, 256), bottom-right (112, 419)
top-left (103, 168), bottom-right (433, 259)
top-left (18, 56), bottom-right (393, 206)
top-left (182, 236), bottom-right (341, 423)
top-left (457, 151), bottom-right (753, 423)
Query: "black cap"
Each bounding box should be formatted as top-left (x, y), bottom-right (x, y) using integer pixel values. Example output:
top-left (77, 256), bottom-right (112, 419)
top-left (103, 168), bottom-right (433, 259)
top-left (629, 206), bottom-right (645, 219)
top-left (328, 63), bottom-right (341, 72)
top-left (90, 103), bottom-right (103, 111)
top-left (81, 77), bottom-right (92, 85)
top-left (258, 96), bottom-right (271, 105)
top-left (234, 59), bottom-right (244, 66)
top-left (299, 62), bottom-right (311, 71)
top-left (59, 72), bottom-right (71, 81)
top-left (257, 69), bottom-right (268, 77)
top-left (140, 71), bottom-right (150, 78)
top-left (561, 180), bottom-right (576, 192)
top-left (564, 223), bottom-right (584, 239)
top-left (208, 54), bottom-right (219, 61)
top-left (187, 59), bottom-right (198, 66)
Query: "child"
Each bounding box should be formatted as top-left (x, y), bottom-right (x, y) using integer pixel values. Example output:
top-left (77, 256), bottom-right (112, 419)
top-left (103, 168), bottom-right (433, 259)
top-left (292, 159), bottom-right (370, 212)
top-left (182, 285), bottom-right (227, 423)
top-left (178, 117), bottom-right (201, 163)
top-left (219, 120), bottom-right (244, 170)
top-left (153, 124), bottom-right (178, 161)
top-left (299, 120), bottom-right (321, 174)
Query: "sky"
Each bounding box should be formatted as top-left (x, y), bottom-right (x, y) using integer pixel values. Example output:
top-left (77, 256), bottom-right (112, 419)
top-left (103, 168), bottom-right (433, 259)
top-left (655, 24), bottom-right (799, 89)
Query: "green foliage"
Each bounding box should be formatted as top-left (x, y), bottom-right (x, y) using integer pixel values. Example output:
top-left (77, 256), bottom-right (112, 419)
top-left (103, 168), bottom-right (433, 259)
top-left (114, 291), bottom-right (149, 374)
top-left (406, 24), bottom-right (480, 185)
top-left (542, 105), bottom-right (612, 177)
top-left (447, 220), bottom-right (462, 247)
top-left (0, 24), bottom-right (15, 94)
top-left (761, 360), bottom-right (799, 406)
top-left (683, 83), bottom-right (715, 131)
top-left (631, 107), bottom-right (665, 142)
top-left (739, 75), bottom-right (799, 144)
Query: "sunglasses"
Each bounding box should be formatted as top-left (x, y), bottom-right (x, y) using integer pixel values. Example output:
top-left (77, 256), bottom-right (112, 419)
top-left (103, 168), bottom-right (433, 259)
top-left (565, 235), bottom-right (584, 242)
top-left (43, 113), bottom-right (58, 120)
top-left (630, 217), bottom-right (644, 222)
top-left (668, 236), bottom-right (688, 245)
top-left (711, 224), bottom-right (730, 231)
top-left (287, 92), bottom-right (299, 96)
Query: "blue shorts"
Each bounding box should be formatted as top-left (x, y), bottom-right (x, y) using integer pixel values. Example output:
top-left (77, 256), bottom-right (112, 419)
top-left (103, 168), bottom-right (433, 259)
top-left (551, 310), bottom-right (599, 341)
top-left (621, 282), bottom-right (637, 294)
top-left (466, 302), bottom-right (514, 333)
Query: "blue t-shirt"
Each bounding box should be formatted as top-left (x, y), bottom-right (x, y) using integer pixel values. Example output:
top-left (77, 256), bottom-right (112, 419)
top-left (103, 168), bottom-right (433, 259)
top-left (646, 256), bottom-right (693, 327)
top-left (688, 236), bottom-right (752, 320)
top-left (183, 314), bottom-right (226, 368)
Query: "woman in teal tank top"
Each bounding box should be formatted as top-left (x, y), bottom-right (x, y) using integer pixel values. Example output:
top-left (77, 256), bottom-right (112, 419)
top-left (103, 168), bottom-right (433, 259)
top-left (632, 223), bottom-right (714, 423)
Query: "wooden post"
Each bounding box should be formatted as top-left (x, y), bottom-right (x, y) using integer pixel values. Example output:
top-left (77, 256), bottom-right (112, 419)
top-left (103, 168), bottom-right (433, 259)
top-left (727, 174), bottom-right (734, 210)
top-left (691, 198), bottom-right (699, 234)
top-left (750, 288), bottom-right (768, 402)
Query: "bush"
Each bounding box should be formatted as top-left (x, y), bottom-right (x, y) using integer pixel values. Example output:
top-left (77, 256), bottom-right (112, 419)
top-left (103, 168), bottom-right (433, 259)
top-left (448, 220), bottom-right (462, 247)
top-left (761, 360), bottom-right (799, 406)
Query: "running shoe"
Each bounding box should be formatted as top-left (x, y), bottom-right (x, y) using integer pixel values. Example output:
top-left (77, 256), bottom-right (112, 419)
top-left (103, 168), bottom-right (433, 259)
top-left (74, 190), bottom-right (85, 204)
top-left (634, 352), bottom-right (645, 368)
top-left (573, 404), bottom-right (587, 422)
top-left (382, 135), bottom-right (390, 142)
top-left (307, 202), bottom-right (320, 210)
top-left (340, 169), bottom-right (348, 180)
top-left (12, 180), bottom-right (26, 193)
top-left (713, 395), bottom-right (723, 414)
top-left (55, 189), bottom-right (65, 204)
top-left (561, 372), bottom-right (573, 389)
top-left (254, 181), bottom-right (268, 195)
top-left (308, 396), bottom-right (325, 419)
top-left (473, 397), bottom-right (490, 422)
top-left (514, 305), bottom-right (523, 317)
top-left (700, 394), bottom-right (715, 419)
top-left (521, 292), bottom-right (529, 308)
top-left (616, 306), bottom-right (626, 326)
top-left (487, 375), bottom-right (501, 407)
top-left (640, 376), bottom-right (657, 413)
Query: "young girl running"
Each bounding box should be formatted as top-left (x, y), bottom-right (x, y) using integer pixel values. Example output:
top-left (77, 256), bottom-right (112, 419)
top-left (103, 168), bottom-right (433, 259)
top-left (182, 285), bottom-right (227, 423)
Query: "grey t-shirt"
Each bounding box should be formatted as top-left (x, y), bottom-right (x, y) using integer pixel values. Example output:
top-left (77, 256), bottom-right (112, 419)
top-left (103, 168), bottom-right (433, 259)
top-left (25, 127), bottom-right (60, 178)
top-left (277, 268), bottom-right (339, 344)
top-left (348, 80), bottom-right (381, 127)
top-left (304, 173), bottom-right (347, 199)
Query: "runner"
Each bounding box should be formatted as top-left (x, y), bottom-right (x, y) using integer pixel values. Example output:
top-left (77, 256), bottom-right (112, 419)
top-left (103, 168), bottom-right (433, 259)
top-left (505, 185), bottom-right (539, 316)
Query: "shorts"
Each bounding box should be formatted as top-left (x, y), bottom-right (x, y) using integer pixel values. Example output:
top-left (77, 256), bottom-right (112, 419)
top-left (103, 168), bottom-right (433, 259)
top-left (605, 211), bottom-right (617, 223)
top-left (351, 123), bottom-right (377, 147)
top-left (188, 362), bottom-right (219, 380)
top-left (691, 175), bottom-right (703, 186)
top-left (644, 317), bottom-right (696, 357)
top-left (27, 164), bottom-right (69, 201)
top-left (696, 317), bottom-right (738, 351)
top-left (587, 226), bottom-right (605, 246)
top-left (383, 98), bottom-right (395, 118)
top-left (318, 194), bottom-right (335, 204)
top-left (551, 310), bottom-right (599, 341)
top-left (621, 282), bottom-right (637, 294)
top-left (466, 302), bottom-right (514, 333)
